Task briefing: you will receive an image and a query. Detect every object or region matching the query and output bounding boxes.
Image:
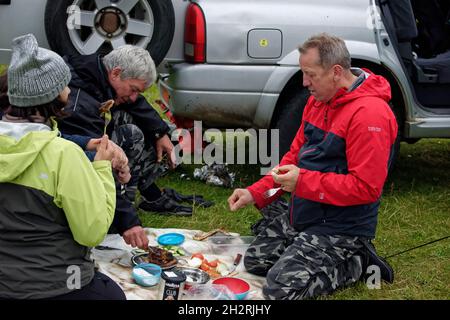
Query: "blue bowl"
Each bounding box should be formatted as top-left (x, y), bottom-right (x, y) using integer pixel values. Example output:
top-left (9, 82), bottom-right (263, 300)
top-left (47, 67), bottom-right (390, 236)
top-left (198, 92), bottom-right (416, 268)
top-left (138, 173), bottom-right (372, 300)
top-left (132, 263), bottom-right (162, 287)
top-left (157, 233), bottom-right (185, 246)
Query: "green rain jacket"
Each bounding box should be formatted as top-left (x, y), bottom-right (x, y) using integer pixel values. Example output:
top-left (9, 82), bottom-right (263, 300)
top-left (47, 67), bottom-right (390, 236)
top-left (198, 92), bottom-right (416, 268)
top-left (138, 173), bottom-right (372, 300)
top-left (0, 120), bottom-right (116, 299)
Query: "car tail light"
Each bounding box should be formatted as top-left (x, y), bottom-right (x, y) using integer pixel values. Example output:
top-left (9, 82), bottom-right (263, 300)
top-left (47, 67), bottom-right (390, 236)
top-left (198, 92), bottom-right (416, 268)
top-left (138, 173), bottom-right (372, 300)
top-left (184, 3), bottom-right (206, 63)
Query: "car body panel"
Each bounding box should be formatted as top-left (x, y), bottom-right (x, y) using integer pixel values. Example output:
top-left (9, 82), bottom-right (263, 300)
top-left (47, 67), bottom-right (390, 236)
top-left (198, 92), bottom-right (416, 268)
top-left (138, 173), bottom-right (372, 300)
top-left (196, 0), bottom-right (375, 65)
top-left (162, 63), bottom-right (278, 127)
top-left (0, 0), bottom-right (48, 63)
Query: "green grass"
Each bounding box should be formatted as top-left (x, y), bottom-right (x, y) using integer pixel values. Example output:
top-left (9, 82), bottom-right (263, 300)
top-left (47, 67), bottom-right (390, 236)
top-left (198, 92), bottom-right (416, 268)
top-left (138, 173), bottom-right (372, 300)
top-left (140, 91), bottom-right (450, 299)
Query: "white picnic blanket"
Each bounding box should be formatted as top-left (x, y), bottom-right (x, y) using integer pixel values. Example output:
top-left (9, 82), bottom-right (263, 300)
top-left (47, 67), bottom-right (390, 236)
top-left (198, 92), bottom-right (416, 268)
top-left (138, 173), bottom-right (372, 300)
top-left (91, 228), bottom-right (267, 300)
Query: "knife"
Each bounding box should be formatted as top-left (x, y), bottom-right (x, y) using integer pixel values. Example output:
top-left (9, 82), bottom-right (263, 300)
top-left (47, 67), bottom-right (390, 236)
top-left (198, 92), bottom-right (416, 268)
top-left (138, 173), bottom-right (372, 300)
top-left (228, 253), bottom-right (243, 274)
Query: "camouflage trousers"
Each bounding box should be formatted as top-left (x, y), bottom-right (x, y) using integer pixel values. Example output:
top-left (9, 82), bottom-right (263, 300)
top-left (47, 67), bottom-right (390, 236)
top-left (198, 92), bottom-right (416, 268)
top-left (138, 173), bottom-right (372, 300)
top-left (111, 110), bottom-right (164, 200)
top-left (245, 212), bottom-right (364, 300)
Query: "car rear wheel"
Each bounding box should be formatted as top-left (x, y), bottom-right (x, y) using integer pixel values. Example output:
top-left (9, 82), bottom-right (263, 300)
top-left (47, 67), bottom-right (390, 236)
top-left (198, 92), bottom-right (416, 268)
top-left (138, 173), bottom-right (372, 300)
top-left (271, 88), bottom-right (310, 161)
top-left (44, 0), bottom-right (175, 66)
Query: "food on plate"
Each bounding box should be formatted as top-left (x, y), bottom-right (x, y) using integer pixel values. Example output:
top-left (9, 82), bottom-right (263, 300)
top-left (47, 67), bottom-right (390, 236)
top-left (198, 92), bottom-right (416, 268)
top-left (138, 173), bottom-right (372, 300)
top-left (184, 252), bottom-right (228, 279)
top-left (200, 261), bottom-right (210, 271)
top-left (188, 257), bottom-right (203, 268)
top-left (205, 268), bottom-right (221, 279)
top-left (216, 262), bottom-right (230, 276)
top-left (146, 246), bottom-right (177, 268)
top-left (157, 245), bottom-right (185, 257)
top-left (206, 259), bottom-right (218, 268)
top-left (191, 252), bottom-right (205, 260)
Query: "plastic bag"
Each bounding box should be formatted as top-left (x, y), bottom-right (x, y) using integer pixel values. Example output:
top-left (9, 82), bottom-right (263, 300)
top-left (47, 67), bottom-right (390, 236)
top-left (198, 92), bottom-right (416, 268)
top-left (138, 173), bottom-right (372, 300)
top-left (182, 283), bottom-right (236, 300)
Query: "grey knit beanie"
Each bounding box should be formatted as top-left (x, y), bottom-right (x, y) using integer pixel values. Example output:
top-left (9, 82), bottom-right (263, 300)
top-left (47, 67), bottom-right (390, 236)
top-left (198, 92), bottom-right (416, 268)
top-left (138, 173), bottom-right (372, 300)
top-left (7, 34), bottom-right (71, 107)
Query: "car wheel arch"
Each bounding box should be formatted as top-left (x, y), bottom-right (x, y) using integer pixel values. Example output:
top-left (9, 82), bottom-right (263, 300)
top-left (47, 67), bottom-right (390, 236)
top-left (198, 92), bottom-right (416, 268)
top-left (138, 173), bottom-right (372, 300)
top-left (44, 0), bottom-right (175, 66)
top-left (267, 60), bottom-right (406, 169)
top-left (352, 59), bottom-right (406, 172)
top-left (267, 70), bottom-right (309, 161)
top-left (352, 59), bottom-right (406, 133)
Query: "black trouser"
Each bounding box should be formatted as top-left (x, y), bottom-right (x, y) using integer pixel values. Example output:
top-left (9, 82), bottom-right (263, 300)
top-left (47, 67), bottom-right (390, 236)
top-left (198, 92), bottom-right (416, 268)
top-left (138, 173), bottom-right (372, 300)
top-left (50, 272), bottom-right (126, 300)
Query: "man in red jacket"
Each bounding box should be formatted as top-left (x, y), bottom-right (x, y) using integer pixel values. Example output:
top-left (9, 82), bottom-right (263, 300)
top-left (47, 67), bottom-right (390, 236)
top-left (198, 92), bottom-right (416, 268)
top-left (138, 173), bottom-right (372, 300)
top-left (228, 33), bottom-right (398, 300)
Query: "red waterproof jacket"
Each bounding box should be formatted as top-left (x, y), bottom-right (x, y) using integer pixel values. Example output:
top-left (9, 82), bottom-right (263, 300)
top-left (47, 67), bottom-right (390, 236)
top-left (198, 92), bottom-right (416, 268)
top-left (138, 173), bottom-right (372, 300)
top-left (248, 69), bottom-right (398, 238)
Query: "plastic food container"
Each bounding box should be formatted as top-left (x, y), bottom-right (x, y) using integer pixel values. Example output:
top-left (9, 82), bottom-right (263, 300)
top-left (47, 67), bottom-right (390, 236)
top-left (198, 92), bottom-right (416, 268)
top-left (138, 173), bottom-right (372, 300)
top-left (132, 263), bottom-right (162, 287)
top-left (208, 236), bottom-right (254, 257)
top-left (183, 283), bottom-right (236, 300)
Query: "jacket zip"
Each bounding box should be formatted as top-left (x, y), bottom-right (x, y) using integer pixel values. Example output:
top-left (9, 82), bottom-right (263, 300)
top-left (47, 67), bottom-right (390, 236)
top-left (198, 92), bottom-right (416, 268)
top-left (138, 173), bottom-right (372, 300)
top-left (300, 148), bottom-right (317, 157)
top-left (324, 104), bottom-right (330, 129)
top-left (322, 104), bottom-right (331, 141)
top-left (73, 89), bottom-right (81, 112)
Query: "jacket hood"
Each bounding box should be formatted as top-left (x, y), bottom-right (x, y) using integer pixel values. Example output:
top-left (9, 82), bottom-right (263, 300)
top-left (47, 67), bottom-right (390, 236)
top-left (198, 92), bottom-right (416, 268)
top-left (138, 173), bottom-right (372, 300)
top-left (313, 68), bottom-right (392, 108)
top-left (0, 121), bottom-right (56, 181)
top-left (64, 54), bottom-right (114, 102)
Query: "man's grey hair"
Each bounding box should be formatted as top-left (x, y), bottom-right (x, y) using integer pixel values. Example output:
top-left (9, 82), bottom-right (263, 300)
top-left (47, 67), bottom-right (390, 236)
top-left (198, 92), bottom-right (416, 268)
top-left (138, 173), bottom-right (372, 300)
top-left (298, 33), bottom-right (351, 70)
top-left (103, 45), bottom-right (157, 87)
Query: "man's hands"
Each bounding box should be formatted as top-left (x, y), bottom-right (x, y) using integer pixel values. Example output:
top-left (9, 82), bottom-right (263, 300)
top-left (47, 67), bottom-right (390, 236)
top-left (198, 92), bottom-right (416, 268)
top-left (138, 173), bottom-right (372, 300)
top-left (93, 135), bottom-right (114, 162)
top-left (227, 164), bottom-right (300, 212)
top-left (155, 135), bottom-right (176, 169)
top-left (109, 140), bottom-right (131, 184)
top-left (122, 226), bottom-right (149, 250)
top-left (271, 164), bottom-right (300, 193)
top-left (88, 137), bottom-right (131, 184)
top-left (109, 140), bottom-right (128, 171)
top-left (228, 188), bottom-right (255, 211)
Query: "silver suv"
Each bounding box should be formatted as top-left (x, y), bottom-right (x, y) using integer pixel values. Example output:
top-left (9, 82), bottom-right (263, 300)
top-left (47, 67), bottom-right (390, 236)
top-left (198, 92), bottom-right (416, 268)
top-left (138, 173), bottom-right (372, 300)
top-left (1, 0), bottom-right (449, 161)
top-left (159, 0), bottom-right (450, 159)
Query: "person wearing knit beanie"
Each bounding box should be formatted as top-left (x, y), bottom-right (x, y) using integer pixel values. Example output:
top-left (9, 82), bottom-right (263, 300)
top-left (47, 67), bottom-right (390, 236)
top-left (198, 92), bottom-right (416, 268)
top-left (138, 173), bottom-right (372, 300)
top-left (0, 34), bottom-right (126, 300)
top-left (7, 33), bottom-right (71, 107)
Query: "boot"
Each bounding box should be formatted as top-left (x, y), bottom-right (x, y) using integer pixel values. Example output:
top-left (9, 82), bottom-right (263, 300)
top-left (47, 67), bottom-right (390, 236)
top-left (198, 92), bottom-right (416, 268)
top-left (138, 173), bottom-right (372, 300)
top-left (163, 188), bottom-right (214, 208)
top-left (360, 240), bottom-right (395, 284)
top-left (138, 193), bottom-right (193, 216)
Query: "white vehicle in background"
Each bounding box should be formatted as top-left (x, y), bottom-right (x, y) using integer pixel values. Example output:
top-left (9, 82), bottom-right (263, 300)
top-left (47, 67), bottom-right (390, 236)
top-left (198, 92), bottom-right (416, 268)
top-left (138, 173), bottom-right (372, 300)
top-left (1, 0), bottom-right (449, 167)
top-left (0, 0), bottom-right (188, 68)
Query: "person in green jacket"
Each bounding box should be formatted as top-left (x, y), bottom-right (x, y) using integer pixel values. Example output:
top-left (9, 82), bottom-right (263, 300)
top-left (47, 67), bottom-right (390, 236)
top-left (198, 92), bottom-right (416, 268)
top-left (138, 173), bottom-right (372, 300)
top-left (0, 34), bottom-right (125, 300)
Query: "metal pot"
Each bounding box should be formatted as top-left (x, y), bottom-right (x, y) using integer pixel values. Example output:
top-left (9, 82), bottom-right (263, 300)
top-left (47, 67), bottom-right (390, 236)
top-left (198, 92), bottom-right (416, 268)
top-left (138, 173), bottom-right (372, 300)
top-left (175, 267), bottom-right (210, 290)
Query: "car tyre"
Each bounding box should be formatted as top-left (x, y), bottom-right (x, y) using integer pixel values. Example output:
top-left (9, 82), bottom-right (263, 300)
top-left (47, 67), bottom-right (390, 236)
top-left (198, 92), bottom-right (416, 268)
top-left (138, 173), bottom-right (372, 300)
top-left (271, 88), bottom-right (310, 161)
top-left (44, 0), bottom-right (175, 66)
